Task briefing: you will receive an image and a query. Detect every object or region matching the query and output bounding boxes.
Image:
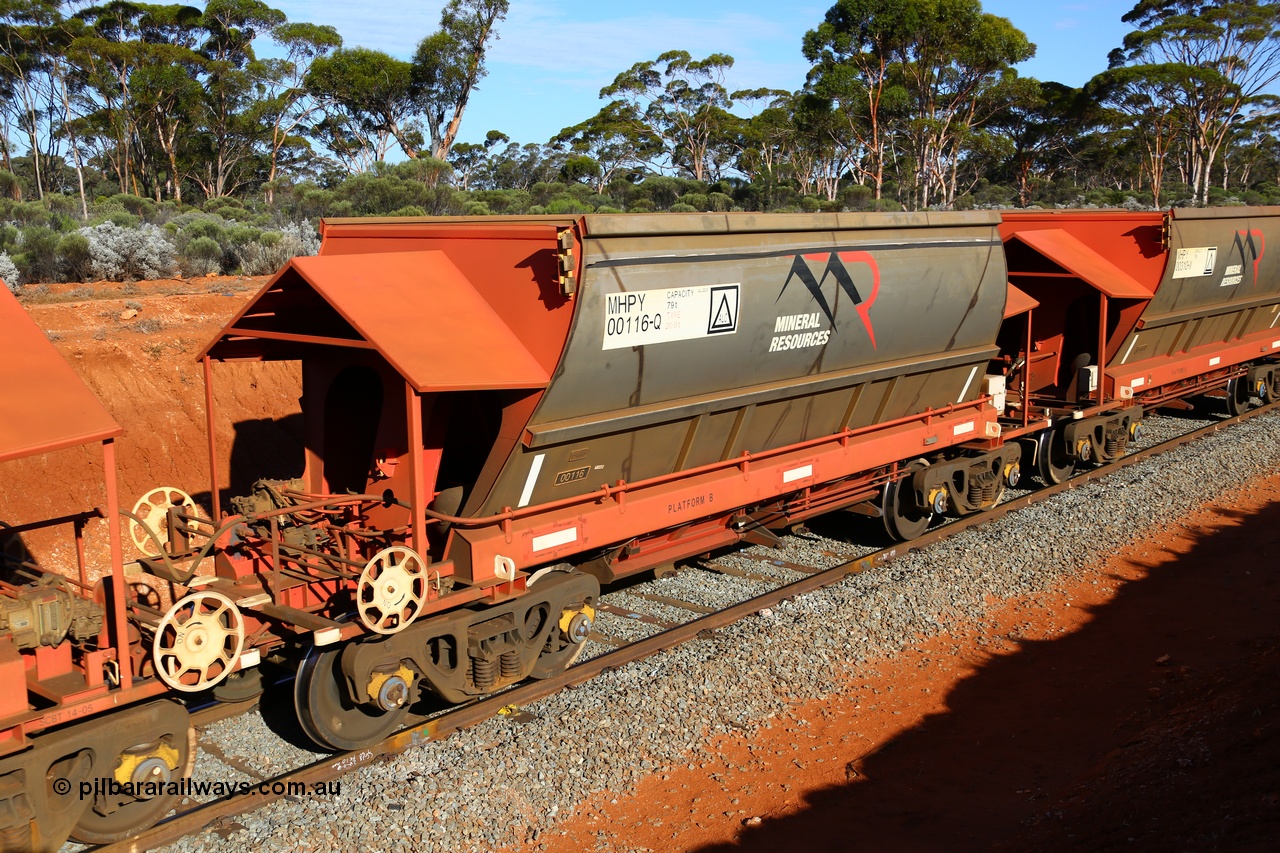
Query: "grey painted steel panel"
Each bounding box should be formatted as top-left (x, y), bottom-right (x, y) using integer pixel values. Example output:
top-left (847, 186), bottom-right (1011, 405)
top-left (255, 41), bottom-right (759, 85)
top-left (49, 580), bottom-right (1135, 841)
top-left (464, 214), bottom-right (1008, 520)
top-left (1111, 207), bottom-right (1280, 369)
top-left (1146, 208), bottom-right (1280, 318)
top-left (538, 217), bottom-right (1005, 422)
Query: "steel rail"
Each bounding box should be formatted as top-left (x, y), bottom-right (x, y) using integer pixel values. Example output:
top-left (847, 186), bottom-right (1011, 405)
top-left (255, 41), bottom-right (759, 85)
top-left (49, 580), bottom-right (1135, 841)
top-left (97, 401), bottom-right (1278, 853)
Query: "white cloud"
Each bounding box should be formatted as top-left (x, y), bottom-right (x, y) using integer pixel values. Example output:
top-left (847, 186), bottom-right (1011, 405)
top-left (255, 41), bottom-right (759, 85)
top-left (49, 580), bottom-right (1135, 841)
top-left (269, 1), bottom-right (442, 55)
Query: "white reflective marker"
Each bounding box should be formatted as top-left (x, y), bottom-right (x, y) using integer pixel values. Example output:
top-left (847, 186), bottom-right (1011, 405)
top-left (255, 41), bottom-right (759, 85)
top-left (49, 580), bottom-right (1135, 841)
top-left (518, 454), bottom-right (546, 508)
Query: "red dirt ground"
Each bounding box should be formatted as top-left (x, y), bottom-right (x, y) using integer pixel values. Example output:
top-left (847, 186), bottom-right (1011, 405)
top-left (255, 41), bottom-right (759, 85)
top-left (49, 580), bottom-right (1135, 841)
top-left (0, 276), bottom-right (299, 580)
top-left (518, 475), bottom-right (1280, 853)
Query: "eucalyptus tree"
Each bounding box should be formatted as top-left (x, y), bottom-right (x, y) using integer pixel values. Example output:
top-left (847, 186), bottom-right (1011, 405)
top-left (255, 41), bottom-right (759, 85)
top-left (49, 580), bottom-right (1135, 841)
top-left (801, 0), bottom-right (1034, 208)
top-left (193, 0), bottom-right (285, 197)
top-left (1086, 63), bottom-right (1189, 207)
top-left (252, 21), bottom-right (341, 203)
top-left (412, 0), bottom-right (508, 160)
top-left (552, 101), bottom-right (660, 193)
top-left (70, 2), bottom-right (205, 197)
top-left (803, 0), bottom-right (913, 200)
top-left (987, 79), bottom-right (1088, 206)
top-left (306, 47), bottom-right (422, 167)
top-left (1109, 0), bottom-right (1280, 205)
top-left (599, 50), bottom-right (737, 183)
top-left (0, 1), bottom-right (67, 198)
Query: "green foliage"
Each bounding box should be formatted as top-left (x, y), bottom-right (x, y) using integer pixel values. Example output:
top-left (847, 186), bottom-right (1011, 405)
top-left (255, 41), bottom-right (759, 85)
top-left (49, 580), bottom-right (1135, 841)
top-left (545, 197), bottom-right (591, 214)
top-left (57, 233), bottom-right (93, 281)
top-left (679, 193), bottom-right (709, 211)
top-left (706, 192), bottom-right (734, 212)
top-left (182, 236), bottom-right (224, 276)
top-left (14, 228), bottom-right (61, 283)
top-left (103, 211), bottom-right (141, 228)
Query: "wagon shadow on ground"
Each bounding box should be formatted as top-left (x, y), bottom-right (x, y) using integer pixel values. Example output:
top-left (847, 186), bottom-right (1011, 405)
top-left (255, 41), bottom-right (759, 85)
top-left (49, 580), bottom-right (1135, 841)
top-left (189, 413), bottom-right (306, 512)
top-left (695, 498), bottom-right (1280, 853)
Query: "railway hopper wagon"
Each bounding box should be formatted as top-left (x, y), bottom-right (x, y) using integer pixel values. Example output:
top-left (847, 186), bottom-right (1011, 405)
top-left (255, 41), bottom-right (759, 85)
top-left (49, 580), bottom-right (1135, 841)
top-left (999, 207), bottom-right (1280, 483)
top-left (0, 286), bottom-right (193, 850)
top-left (5, 206), bottom-right (1280, 850)
top-left (154, 211), bottom-right (1021, 753)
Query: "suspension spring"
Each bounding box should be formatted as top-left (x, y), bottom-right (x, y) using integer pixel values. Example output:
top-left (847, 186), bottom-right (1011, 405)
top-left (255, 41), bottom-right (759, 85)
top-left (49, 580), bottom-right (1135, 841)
top-left (1105, 431), bottom-right (1128, 458)
top-left (471, 657), bottom-right (498, 691)
top-left (500, 649), bottom-right (521, 679)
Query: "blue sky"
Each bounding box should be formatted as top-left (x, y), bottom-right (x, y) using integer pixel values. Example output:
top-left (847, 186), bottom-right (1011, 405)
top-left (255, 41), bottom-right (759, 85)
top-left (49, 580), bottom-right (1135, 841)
top-left (269, 1), bottom-right (1138, 147)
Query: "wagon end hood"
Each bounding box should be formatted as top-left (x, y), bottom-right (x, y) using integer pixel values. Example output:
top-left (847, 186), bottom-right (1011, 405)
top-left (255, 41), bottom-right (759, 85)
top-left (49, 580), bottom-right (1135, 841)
top-left (199, 251), bottom-right (550, 392)
top-left (0, 286), bottom-right (121, 463)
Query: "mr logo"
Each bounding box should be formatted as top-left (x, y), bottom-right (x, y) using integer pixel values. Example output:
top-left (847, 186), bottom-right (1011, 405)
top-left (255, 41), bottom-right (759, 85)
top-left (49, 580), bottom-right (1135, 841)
top-left (1228, 229), bottom-right (1265, 286)
top-left (777, 251), bottom-right (881, 348)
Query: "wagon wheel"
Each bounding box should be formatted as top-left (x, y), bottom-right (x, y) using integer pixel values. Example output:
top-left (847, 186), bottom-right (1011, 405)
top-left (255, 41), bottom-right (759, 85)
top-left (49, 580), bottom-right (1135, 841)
top-left (70, 706), bottom-right (194, 844)
top-left (1225, 377), bottom-right (1254, 417)
top-left (129, 486), bottom-right (199, 557)
top-left (1035, 425), bottom-right (1076, 485)
top-left (151, 591), bottom-right (244, 692)
top-left (526, 566), bottom-right (592, 678)
top-left (356, 546), bottom-right (427, 635)
top-left (295, 640), bottom-right (407, 751)
top-left (881, 459), bottom-right (932, 542)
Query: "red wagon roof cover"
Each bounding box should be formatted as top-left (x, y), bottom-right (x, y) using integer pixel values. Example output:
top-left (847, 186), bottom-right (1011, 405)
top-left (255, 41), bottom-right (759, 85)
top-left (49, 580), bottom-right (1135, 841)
top-left (202, 250), bottom-right (549, 392)
top-left (1003, 282), bottom-right (1040, 318)
top-left (0, 286), bottom-right (121, 463)
top-left (1008, 228), bottom-right (1153, 300)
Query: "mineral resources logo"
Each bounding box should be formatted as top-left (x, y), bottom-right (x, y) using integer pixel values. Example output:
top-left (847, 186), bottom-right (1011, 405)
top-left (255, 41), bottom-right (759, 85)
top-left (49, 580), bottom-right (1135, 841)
top-left (774, 251), bottom-right (881, 350)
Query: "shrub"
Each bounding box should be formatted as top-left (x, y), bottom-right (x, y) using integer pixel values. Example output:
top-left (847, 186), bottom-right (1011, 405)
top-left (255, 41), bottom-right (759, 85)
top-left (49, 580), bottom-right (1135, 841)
top-left (57, 233), bottom-right (93, 281)
top-left (79, 222), bottom-right (177, 281)
top-left (707, 192), bottom-right (733, 212)
top-left (0, 170), bottom-right (22, 200)
top-left (14, 227), bottom-right (61, 283)
top-left (233, 221), bottom-right (318, 275)
top-left (280, 220), bottom-right (320, 256)
top-left (668, 202), bottom-right (698, 213)
top-left (109, 193), bottom-right (157, 219)
top-left (103, 210), bottom-right (140, 229)
top-left (181, 236), bottom-right (223, 276)
top-left (545, 196), bottom-right (591, 214)
top-left (679, 193), bottom-right (709, 211)
top-left (179, 217), bottom-right (228, 246)
top-left (0, 252), bottom-right (19, 292)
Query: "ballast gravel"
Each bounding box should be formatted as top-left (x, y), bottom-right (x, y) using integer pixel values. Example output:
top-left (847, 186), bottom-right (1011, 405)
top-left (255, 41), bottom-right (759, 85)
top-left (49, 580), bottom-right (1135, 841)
top-left (162, 409), bottom-right (1280, 853)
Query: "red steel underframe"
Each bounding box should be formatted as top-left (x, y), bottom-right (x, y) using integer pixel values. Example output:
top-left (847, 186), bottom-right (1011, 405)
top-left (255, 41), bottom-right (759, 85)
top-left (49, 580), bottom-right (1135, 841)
top-left (457, 402), bottom-right (1001, 583)
top-left (1108, 325), bottom-right (1280, 398)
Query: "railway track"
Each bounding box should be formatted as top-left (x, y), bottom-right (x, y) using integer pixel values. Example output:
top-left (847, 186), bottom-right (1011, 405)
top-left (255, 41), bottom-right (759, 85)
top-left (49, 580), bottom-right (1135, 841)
top-left (95, 402), bottom-right (1276, 853)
